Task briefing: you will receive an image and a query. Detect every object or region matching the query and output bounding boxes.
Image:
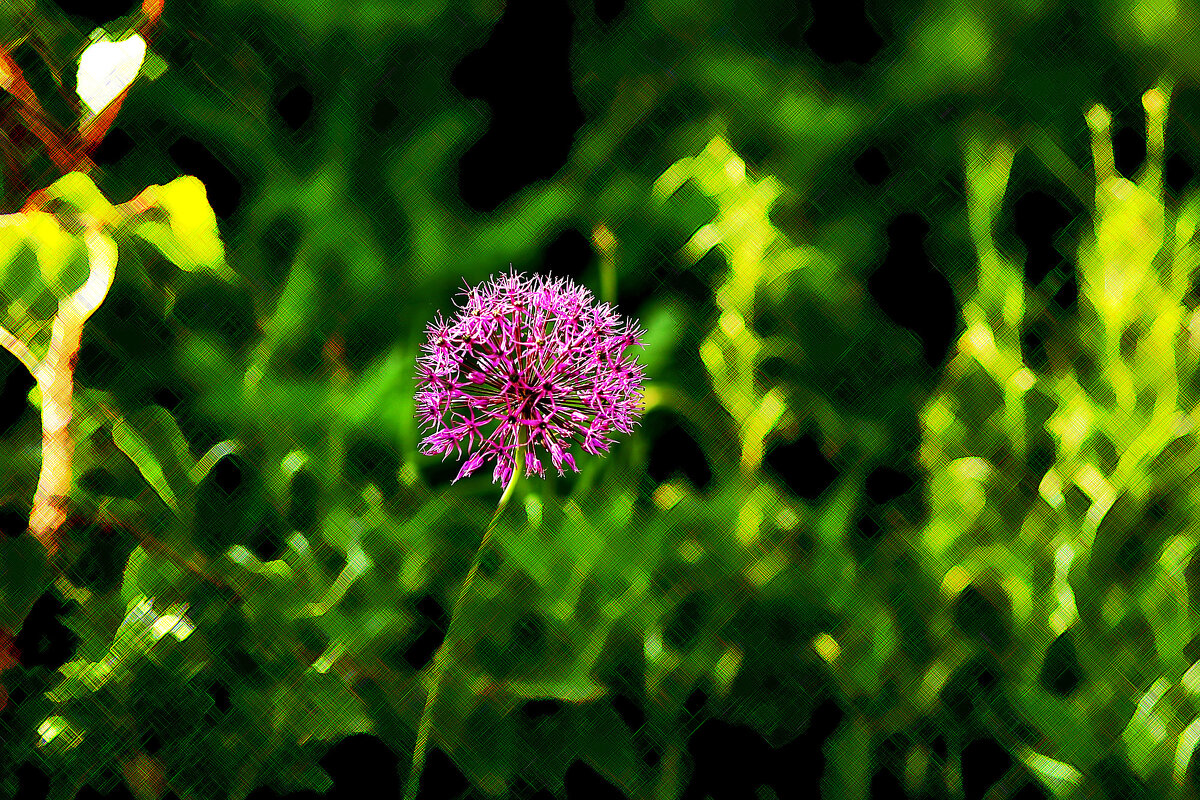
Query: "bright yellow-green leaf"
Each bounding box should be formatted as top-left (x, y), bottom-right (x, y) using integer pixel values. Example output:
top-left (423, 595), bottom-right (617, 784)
top-left (25, 211), bottom-right (87, 296)
top-left (126, 176), bottom-right (231, 280)
top-left (47, 594), bottom-right (195, 703)
top-left (35, 171), bottom-right (120, 226)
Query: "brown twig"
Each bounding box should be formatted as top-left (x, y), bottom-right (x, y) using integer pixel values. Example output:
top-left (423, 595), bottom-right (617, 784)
top-left (0, 47), bottom-right (93, 175)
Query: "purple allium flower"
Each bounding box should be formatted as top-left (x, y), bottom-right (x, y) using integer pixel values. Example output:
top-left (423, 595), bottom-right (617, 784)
top-left (415, 269), bottom-right (646, 484)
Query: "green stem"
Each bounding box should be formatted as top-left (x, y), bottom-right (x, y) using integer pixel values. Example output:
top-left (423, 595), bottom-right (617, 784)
top-left (404, 445), bottom-right (525, 800)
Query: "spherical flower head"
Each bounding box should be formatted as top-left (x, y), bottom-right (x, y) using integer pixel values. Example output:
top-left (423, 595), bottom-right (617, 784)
top-left (415, 269), bottom-right (646, 484)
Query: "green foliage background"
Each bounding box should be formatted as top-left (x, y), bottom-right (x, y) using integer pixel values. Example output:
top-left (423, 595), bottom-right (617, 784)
top-left (7, 0), bottom-right (1200, 798)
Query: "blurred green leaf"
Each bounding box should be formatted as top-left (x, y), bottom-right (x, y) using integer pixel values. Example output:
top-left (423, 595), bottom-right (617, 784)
top-left (111, 405), bottom-right (196, 515)
top-left (121, 545), bottom-right (187, 607)
top-left (274, 670), bottom-right (373, 744)
top-left (0, 533), bottom-right (51, 629)
top-left (822, 715), bottom-right (869, 800)
top-left (47, 593), bottom-right (195, 702)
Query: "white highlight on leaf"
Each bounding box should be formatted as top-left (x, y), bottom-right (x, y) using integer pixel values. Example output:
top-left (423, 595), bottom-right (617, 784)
top-left (37, 717), bottom-right (62, 744)
top-left (227, 545), bottom-right (254, 566)
top-left (36, 716), bottom-right (81, 749)
top-left (1049, 542), bottom-right (1078, 636)
top-left (77, 33), bottom-right (148, 117)
top-left (282, 450), bottom-right (309, 476)
top-left (152, 612), bottom-right (195, 641)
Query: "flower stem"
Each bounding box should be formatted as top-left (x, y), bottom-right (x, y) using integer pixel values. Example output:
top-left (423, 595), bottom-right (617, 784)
top-left (404, 445), bottom-right (524, 800)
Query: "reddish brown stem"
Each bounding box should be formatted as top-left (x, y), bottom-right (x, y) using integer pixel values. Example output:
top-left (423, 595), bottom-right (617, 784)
top-left (0, 47), bottom-right (95, 175)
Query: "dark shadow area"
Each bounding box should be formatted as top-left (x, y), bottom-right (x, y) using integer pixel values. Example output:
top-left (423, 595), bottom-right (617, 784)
top-left (681, 697), bottom-right (844, 800)
top-left (618, 244), bottom-right (712, 316)
top-left (1051, 274), bottom-right (1077, 314)
top-left (565, 760), bottom-right (625, 800)
top-left (869, 767), bottom-right (904, 800)
top-left (259, 214), bottom-right (303, 286)
top-left (594, 0), bottom-right (627, 25)
top-left (324, 734), bottom-right (403, 800)
top-left (453, 0), bottom-right (585, 212)
top-left (1167, 152), bottom-right (1194, 196)
top-left (610, 692), bottom-right (644, 735)
top-left (173, 280), bottom-right (259, 354)
top-left (344, 435), bottom-right (402, 497)
top-left (538, 227), bottom-right (597, 282)
top-left (849, 513), bottom-right (883, 561)
top-left (1038, 629), bottom-right (1082, 697)
top-left (1013, 782), bottom-right (1049, 800)
top-left (193, 452), bottom-right (272, 558)
top-left (276, 79), bottom-right (315, 133)
top-left (0, 350), bottom-right (35, 437)
top-left (520, 698), bottom-right (564, 721)
top-left (286, 468), bottom-right (321, 535)
top-left (49, 0), bottom-right (137, 25)
top-left (76, 281), bottom-right (173, 400)
top-left (962, 738), bottom-right (1012, 800)
top-left (953, 583), bottom-right (1013, 654)
top-left (64, 523), bottom-right (135, 594)
top-left (647, 420), bottom-right (712, 491)
top-left (415, 747), bottom-right (470, 800)
top-left (866, 212), bottom-right (959, 370)
top-left (853, 145), bottom-right (891, 186)
top-left (209, 679), bottom-right (232, 713)
top-left (864, 465), bottom-right (915, 505)
top-left (1013, 190), bottom-right (1073, 288)
top-left (1092, 753), bottom-right (1149, 800)
top-left (13, 761), bottom-right (49, 800)
top-left (402, 594), bottom-right (449, 671)
top-left (246, 788), bottom-right (323, 800)
top-left (799, 0), bottom-right (884, 65)
top-left (1113, 125), bottom-right (1146, 180)
top-left (91, 127), bottom-right (136, 166)
top-left (0, 502), bottom-right (30, 538)
top-left (939, 654), bottom-right (1002, 722)
top-left (75, 779), bottom-right (134, 800)
top-left (419, 454), bottom-right (465, 491)
top-left (249, 505), bottom-right (288, 562)
top-left (16, 590), bottom-right (78, 670)
top-left (765, 433), bottom-right (839, 500)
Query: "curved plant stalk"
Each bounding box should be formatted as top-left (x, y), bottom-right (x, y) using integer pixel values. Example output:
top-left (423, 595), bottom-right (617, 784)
top-left (404, 443), bottom-right (525, 800)
top-left (23, 224), bottom-right (115, 553)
